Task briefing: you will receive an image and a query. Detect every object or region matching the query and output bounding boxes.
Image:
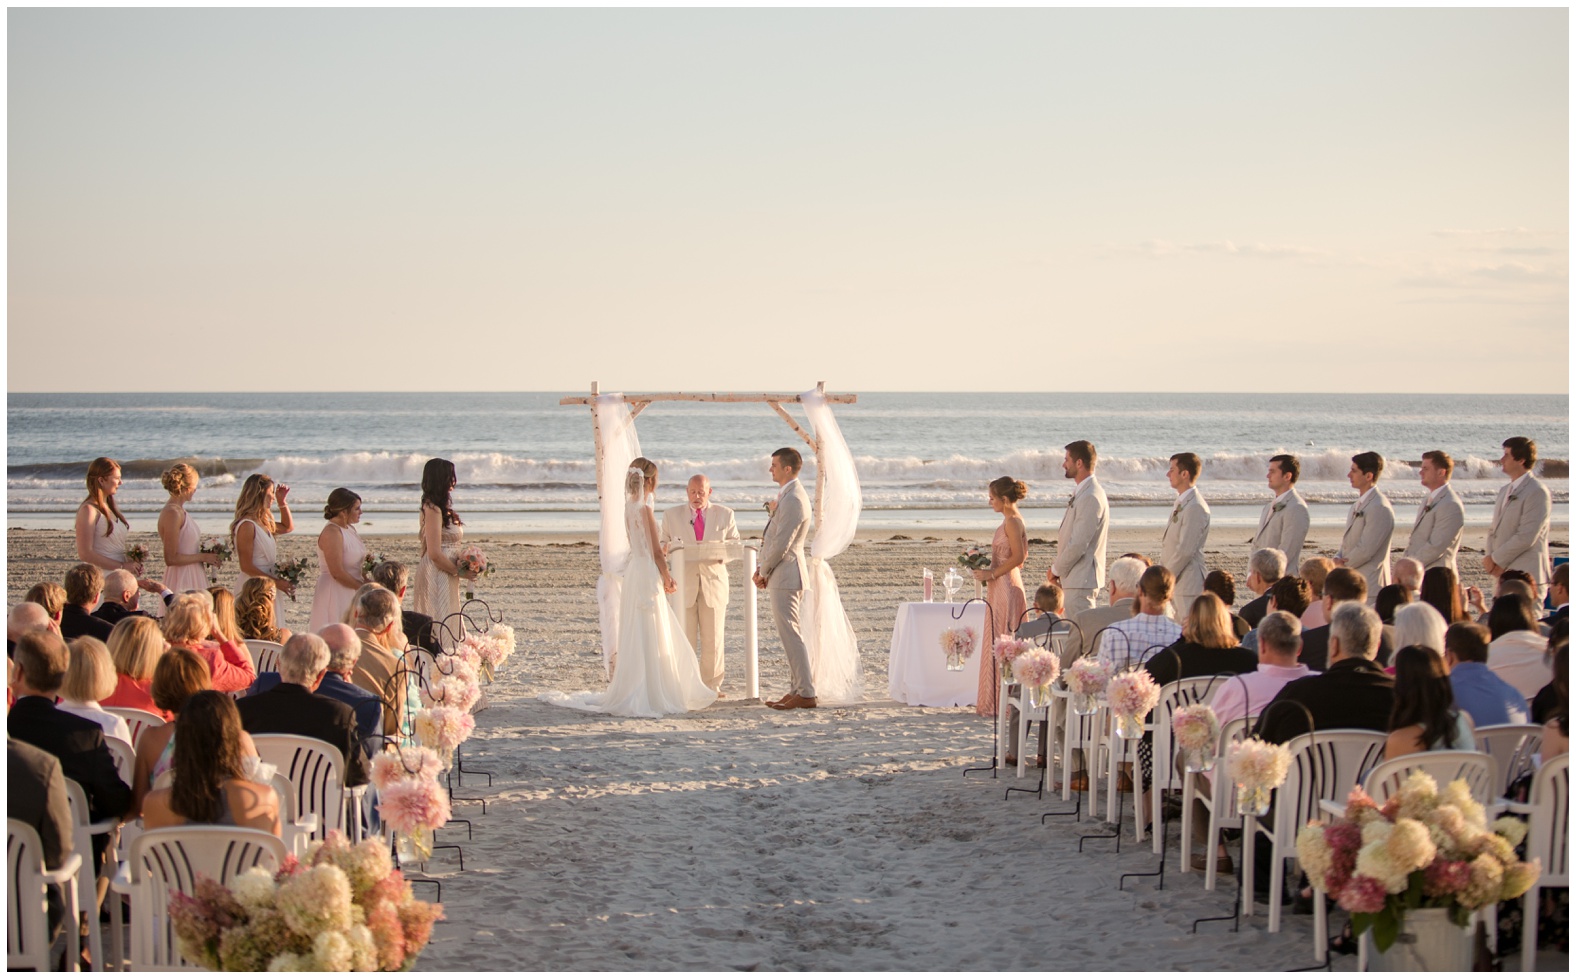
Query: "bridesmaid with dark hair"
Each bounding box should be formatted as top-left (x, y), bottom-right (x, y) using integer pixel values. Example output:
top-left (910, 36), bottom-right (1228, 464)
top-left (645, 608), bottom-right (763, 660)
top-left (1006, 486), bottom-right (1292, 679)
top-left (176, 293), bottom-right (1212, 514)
top-left (975, 476), bottom-right (1029, 720)
top-left (414, 459), bottom-right (476, 628)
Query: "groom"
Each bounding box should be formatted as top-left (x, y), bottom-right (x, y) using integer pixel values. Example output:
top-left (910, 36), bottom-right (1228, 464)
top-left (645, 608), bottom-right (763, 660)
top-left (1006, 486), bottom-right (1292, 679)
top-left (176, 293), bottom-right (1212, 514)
top-left (754, 447), bottom-right (816, 710)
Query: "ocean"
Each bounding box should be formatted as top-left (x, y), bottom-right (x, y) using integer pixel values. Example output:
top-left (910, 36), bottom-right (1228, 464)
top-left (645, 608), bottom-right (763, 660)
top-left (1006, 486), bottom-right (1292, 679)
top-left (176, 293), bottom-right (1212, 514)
top-left (6, 392), bottom-right (1568, 537)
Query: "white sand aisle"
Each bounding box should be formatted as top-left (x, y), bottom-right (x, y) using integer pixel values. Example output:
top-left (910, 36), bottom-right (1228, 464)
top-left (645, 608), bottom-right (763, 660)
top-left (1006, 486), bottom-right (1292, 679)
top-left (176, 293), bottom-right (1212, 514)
top-left (415, 696), bottom-right (1329, 971)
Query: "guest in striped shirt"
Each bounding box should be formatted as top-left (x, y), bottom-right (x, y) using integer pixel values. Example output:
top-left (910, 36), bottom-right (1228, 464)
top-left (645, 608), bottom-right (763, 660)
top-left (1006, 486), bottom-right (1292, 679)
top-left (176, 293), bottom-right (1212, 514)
top-left (1096, 565), bottom-right (1182, 668)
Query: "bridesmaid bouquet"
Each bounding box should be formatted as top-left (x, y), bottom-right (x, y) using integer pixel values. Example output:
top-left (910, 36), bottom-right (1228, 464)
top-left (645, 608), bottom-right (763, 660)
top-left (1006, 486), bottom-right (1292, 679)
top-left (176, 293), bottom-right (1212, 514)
top-left (361, 552), bottom-right (386, 579)
top-left (273, 557), bottom-right (312, 599)
top-left (201, 537), bottom-right (233, 584)
top-left (958, 546), bottom-right (992, 571)
top-left (124, 543), bottom-right (149, 565)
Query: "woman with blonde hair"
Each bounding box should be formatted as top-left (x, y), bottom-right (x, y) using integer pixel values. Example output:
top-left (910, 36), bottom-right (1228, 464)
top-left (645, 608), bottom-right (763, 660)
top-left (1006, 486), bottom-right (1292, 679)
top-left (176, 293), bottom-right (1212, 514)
top-left (23, 582), bottom-right (65, 624)
top-left (231, 473), bottom-right (294, 625)
top-left (162, 593), bottom-right (256, 693)
top-left (1145, 593), bottom-right (1258, 688)
top-left (60, 636), bottom-right (133, 744)
top-left (158, 462), bottom-right (221, 594)
top-left (208, 586), bottom-right (244, 644)
top-left (309, 488), bottom-right (370, 632)
top-left (1299, 556), bottom-right (1335, 630)
top-left (235, 577), bottom-right (290, 644)
top-left (102, 615), bottom-right (169, 717)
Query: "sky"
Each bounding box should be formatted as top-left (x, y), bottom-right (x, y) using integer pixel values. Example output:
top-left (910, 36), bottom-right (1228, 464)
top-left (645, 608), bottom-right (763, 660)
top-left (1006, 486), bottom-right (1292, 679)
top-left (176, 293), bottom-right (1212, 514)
top-left (6, 7), bottom-right (1569, 394)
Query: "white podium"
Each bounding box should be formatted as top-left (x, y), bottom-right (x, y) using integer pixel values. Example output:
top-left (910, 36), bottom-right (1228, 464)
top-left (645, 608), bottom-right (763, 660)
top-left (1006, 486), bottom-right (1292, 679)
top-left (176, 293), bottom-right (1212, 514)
top-left (665, 542), bottom-right (761, 700)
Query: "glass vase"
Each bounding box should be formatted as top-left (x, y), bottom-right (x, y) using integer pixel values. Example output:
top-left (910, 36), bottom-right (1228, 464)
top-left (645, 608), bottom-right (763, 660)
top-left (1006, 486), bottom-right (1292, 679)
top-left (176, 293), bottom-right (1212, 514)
top-left (1237, 783), bottom-right (1272, 817)
top-left (945, 651), bottom-right (965, 672)
top-left (1027, 683), bottom-right (1053, 710)
top-left (1181, 746), bottom-right (1214, 774)
top-left (1000, 661), bottom-right (1014, 684)
top-left (1114, 712), bottom-right (1145, 740)
top-left (397, 826), bottom-right (433, 863)
top-left (1071, 692), bottom-right (1099, 716)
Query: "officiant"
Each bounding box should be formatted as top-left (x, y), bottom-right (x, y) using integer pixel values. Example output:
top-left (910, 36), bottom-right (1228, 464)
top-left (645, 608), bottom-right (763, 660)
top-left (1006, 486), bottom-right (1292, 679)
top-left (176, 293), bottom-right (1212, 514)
top-left (660, 474), bottom-right (741, 696)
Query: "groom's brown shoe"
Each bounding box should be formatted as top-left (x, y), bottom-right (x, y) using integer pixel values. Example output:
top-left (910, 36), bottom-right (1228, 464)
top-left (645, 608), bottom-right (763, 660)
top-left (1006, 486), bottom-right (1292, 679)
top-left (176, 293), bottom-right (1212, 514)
top-left (771, 694), bottom-right (818, 710)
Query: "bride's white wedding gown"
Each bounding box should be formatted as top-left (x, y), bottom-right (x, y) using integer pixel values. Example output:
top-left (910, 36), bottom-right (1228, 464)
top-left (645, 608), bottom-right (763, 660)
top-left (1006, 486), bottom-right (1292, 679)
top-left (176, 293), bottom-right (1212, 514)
top-left (540, 498), bottom-right (717, 718)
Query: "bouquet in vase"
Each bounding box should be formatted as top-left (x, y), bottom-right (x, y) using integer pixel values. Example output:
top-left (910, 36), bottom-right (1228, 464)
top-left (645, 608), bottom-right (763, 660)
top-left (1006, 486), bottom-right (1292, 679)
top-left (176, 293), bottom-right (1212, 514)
top-left (1295, 772), bottom-right (1540, 952)
top-left (273, 557), bottom-right (312, 599)
top-left (992, 636), bottom-right (1032, 682)
top-left (1105, 670), bottom-right (1160, 738)
top-left (200, 537), bottom-right (232, 583)
top-left (166, 831), bottom-right (443, 971)
top-left (372, 746), bottom-right (453, 863)
top-left (414, 705), bottom-right (476, 769)
top-left (361, 552), bottom-right (386, 580)
top-left (1226, 736), bottom-right (1291, 816)
top-left (1063, 657), bottom-right (1112, 714)
top-left (938, 626), bottom-right (977, 670)
top-left (1012, 648), bottom-right (1060, 708)
top-left (457, 623), bottom-right (515, 680)
top-left (1171, 703), bottom-right (1221, 771)
top-left (455, 545), bottom-right (493, 600)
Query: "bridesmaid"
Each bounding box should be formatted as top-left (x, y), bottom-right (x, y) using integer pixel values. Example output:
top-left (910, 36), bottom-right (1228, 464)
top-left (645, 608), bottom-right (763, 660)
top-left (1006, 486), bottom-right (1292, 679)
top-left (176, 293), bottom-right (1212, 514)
top-left (308, 488), bottom-right (370, 632)
top-left (974, 476), bottom-right (1029, 718)
top-left (414, 459), bottom-right (477, 631)
top-left (75, 457), bottom-right (137, 574)
top-left (231, 473), bottom-right (294, 627)
top-left (158, 463), bottom-right (222, 594)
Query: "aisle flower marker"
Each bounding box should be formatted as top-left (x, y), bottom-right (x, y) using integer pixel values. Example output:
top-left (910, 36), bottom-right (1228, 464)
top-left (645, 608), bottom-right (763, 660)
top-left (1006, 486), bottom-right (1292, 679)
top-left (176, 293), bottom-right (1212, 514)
top-left (1010, 646), bottom-right (1061, 709)
top-left (372, 746), bottom-right (452, 863)
top-left (1105, 670), bottom-right (1160, 740)
top-left (1064, 657), bottom-right (1112, 715)
top-left (939, 626), bottom-right (976, 672)
top-left (1171, 703), bottom-right (1221, 773)
top-left (992, 636), bottom-right (1032, 682)
top-left (1226, 736), bottom-right (1291, 816)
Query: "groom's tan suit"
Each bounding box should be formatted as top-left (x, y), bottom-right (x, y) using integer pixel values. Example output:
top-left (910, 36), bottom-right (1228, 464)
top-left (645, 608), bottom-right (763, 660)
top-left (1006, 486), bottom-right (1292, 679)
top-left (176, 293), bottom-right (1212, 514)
top-left (661, 501), bottom-right (740, 691)
top-left (760, 477), bottom-right (814, 699)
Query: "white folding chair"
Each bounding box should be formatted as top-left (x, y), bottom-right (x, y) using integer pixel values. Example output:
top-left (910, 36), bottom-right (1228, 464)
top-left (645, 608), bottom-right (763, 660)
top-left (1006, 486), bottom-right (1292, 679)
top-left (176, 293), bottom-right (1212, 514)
top-left (1510, 753), bottom-right (1568, 971)
top-left (103, 709), bottom-right (164, 752)
top-left (1182, 713), bottom-right (1257, 887)
top-left (1245, 729), bottom-right (1387, 934)
top-left (1149, 675), bottom-right (1232, 853)
top-left (64, 780), bottom-right (121, 974)
top-left (1362, 750), bottom-right (1498, 807)
top-left (1052, 684), bottom-right (1104, 818)
top-left (268, 772), bottom-right (319, 858)
top-left (243, 639), bottom-right (283, 677)
top-left (1475, 723), bottom-right (1544, 796)
top-left (251, 734), bottom-right (365, 844)
top-left (103, 736), bottom-right (135, 789)
top-left (1099, 710), bottom-right (1145, 841)
top-left (8, 818), bottom-right (84, 972)
top-left (118, 827), bottom-right (285, 971)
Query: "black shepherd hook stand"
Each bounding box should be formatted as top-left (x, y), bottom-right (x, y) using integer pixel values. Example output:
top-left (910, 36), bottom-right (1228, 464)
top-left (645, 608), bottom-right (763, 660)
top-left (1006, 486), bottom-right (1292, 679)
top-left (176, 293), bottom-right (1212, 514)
top-left (386, 655), bottom-right (482, 830)
top-left (368, 734), bottom-right (465, 886)
top-left (953, 595), bottom-right (999, 779)
top-left (1006, 616), bottom-right (1085, 802)
top-left (442, 600), bottom-right (503, 788)
top-left (1074, 629), bottom-right (1144, 851)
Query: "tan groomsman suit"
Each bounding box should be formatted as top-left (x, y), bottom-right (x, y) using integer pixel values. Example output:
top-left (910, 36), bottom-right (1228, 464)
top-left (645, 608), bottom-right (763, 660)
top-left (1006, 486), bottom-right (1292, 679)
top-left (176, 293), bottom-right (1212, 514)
top-left (1052, 476), bottom-right (1109, 614)
top-left (1252, 487), bottom-right (1310, 571)
top-left (1160, 486), bottom-right (1211, 623)
top-left (1402, 483), bottom-right (1464, 572)
top-left (1488, 472), bottom-right (1552, 597)
top-left (660, 501), bottom-right (740, 691)
top-left (1338, 487), bottom-right (1396, 600)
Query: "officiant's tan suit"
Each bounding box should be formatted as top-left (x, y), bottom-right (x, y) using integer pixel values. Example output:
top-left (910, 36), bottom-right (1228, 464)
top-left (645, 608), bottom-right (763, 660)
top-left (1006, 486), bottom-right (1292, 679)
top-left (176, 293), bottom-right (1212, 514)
top-left (661, 500), bottom-right (740, 691)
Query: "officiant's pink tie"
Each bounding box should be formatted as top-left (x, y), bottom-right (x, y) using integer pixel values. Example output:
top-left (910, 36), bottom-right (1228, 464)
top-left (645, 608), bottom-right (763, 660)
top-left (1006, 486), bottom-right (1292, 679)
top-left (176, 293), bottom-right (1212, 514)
top-left (694, 509), bottom-right (705, 542)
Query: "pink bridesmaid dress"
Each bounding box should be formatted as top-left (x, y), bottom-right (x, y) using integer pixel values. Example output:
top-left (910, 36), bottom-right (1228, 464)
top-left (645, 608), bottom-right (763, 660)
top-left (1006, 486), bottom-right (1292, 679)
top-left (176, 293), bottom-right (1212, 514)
top-left (163, 507), bottom-right (209, 594)
top-left (977, 522), bottom-right (1027, 718)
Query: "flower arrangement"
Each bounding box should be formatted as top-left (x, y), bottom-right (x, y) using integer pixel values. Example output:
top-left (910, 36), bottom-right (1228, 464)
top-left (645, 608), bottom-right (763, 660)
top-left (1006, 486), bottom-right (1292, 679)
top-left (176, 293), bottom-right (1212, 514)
top-left (1227, 736), bottom-right (1292, 815)
top-left (166, 832), bottom-right (443, 971)
top-left (958, 546), bottom-right (992, 571)
top-left (414, 705), bottom-right (476, 769)
top-left (273, 557), bottom-right (312, 596)
top-left (939, 626), bottom-right (977, 670)
top-left (372, 746), bottom-right (453, 862)
top-left (361, 552), bottom-right (386, 580)
top-left (1065, 658), bottom-right (1113, 697)
top-left (124, 543), bottom-right (149, 565)
top-left (1105, 670), bottom-right (1161, 718)
top-left (1012, 648), bottom-right (1060, 689)
top-left (1171, 704), bottom-right (1220, 754)
top-left (1295, 772), bottom-right (1541, 952)
top-left (992, 636), bottom-right (1030, 680)
top-left (456, 545), bottom-right (493, 600)
top-left (455, 623), bottom-right (515, 680)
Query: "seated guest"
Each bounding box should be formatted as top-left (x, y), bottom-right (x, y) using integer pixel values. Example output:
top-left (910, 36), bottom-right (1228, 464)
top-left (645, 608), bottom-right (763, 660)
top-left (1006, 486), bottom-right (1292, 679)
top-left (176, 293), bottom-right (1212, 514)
top-left (7, 630), bottom-right (133, 869)
top-left (161, 593), bottom-right (257, 694)
top-left (1545, 563), bottom-right (1568, 627)
top-left (1487, 593), bottom-right (1553, 699)
top-left (1446, 622), bottom-right (1529, 726)
top-left (1298, 557), bottom-right (1335, 630)
top-left (1239, 548), bottom-right (1287, 629)
top-left (102, 615), bottom-right (170, 718)
top-left (1242, 575), bottom-right (1315, 653)
top-left (1096, 565), bottom-right (1182, 668)
top-left (1071, 555), bottom-right (1144, 660)
top-left (1384, 645), bottom-right (1475, 758)
top-left (141, 692), bottom-right (281, 835)
top-left (1003, 583), bottom-right (1066, 769)
top-left (1392, 602), bottom-right (1447, 659)
top-left (1530, 629), bottom-right (1566, 725)
top-left (251, 624), bottom-right (383, 748)
top-left (1374, 584), bottom-right (1410, 626)
top-left (238, 633), bottom-right (370, 788)
top-left (8, 738), bottom-right (75, 942)
top-left (131, 647), bottom-right (218, 815)
top-left (94, 570), bottom-right (156, 627)
top-left (7, 601), bottom-right (58, 659)
top-left (1257, 603), bottom-right (1395, 744)
top-left (60, 564), bottom-right (114, 642)
top-left (369, 560), bottom-right (441, 656)
top-left (1392, 557), bottom-right (1424, 603)
top-left (1203, 570), bottom-right (1252, 639)
top-left (1419, 566), bottom-right (1467, 624)
top-left (235, 577), bottom-right (291, 645)
top-left (1210, 611), bottom-right (1312, 728)
top-left (24, 582), bottom-right (66, 631)
top-left (351, 584), bottom-right (411, 738)
top-left (1146, 594), bottom-right (1258, 688)
top-left (1298, 568), bottom-right (1395, 671)
top-left (1015, 582), bottom-right (1069, 644)
top-left (1469, 571), bottom-right (1538, 624)
top-left (208, 587), bottom-right (245, 645)
top-left (60, 637), bottom-right (133, 744)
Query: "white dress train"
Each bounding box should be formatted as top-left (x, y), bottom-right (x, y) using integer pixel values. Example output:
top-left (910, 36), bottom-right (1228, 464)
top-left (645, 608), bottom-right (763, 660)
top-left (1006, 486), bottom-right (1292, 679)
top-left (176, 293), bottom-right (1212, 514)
top-left (540, 499), bottom-right (716, 718)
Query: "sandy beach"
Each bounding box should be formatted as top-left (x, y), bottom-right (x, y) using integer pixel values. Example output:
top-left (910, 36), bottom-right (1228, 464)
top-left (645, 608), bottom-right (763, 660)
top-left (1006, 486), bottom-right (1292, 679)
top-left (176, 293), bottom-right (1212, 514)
top-left (7, 523), bottom-right (1567, 970)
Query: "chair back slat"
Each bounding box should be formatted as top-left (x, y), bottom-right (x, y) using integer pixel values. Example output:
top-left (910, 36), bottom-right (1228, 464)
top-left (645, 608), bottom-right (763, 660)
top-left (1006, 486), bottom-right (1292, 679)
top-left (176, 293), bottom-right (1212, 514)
top-left (1474, 723), bottom-right (1544, 794)
top-left (244, 639), bottom-right (283, 676)
top-left (1274, 730), bottom-right (1388, 842)
top-left (1363, 751), bottom-right (1499, 807)
top-left (7, 820), bottom-right (48, 969)
top-left (1152, 675), bottom-right (1234, 794)
top-left (106, 707), bottom-right (166, 750)
top-left (251, 734), bottom-right (347, 841)
top-left (1527, 755), bottom-right (1569, 883)
top-left (106, 734), bottom-right (136, 787)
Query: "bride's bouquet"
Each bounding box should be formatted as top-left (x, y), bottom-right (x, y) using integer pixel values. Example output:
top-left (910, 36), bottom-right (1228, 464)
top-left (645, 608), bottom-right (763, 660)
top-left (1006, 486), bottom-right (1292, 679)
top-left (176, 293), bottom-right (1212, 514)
top-left (455, 545), bottom-right (493, 600)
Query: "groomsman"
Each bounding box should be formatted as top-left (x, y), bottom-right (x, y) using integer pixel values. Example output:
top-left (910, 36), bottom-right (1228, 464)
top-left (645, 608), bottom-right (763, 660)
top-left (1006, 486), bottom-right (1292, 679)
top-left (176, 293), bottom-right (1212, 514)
top-left (1334, 451), bottom-right (1396, 600)
top-left (1252, 454), bottom-right (1310, 570)
top-left (1402, 450), bottom-right (1464, 572)
top-left (1160, 452), bottom-right (1211, 623)
top-left (1046, 440), bottom-right (1108, 615)
top-left (1485, 436), bottom-right (1552, 601)
top-left (660, 474), bottom-right (740, 695)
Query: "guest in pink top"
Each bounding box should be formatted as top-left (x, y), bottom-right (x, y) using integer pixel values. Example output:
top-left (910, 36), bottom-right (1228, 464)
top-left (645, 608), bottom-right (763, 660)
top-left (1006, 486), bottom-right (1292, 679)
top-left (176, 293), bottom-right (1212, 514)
top-left (160, 594), bottom-right (256, 695)
top-left (975, 477), bottom-right (1029, 719)
top-left (103, 616), bottom-right (171, 719)
top-left (1210, 611), bottom-right (1314, 727)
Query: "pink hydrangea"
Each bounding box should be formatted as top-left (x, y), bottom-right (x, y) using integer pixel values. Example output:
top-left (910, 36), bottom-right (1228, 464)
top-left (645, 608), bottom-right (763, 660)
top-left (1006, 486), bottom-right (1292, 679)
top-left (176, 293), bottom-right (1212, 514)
top-left (377, 777), bottom-right (452, 835)
top-left (1337, 874), bottom-right (1389, 914)
top-left (1422, 858), bottom-right (1471, 898)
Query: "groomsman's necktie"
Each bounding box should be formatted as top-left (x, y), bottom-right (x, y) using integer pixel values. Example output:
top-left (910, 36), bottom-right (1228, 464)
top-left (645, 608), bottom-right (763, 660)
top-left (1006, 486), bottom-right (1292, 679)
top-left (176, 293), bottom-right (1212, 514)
top-left (693, 508), bottom-right (705, 542)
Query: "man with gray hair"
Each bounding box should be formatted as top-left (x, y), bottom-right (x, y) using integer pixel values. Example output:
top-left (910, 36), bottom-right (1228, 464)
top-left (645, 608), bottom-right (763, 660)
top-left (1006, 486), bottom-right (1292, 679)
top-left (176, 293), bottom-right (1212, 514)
top-left (247, 624), bottom-right (382, 746)
top-left (1256, 603), bottom-right (1394, 744)
top-left (8, 602), bottom-right (59, 658)
top-left (1071, 555), bottom-right (1145, 660)
top-left (237, 633), bottom-right (370, 787)
top-left (91, 569), bottom-right (156, 627)
top-left (351, 585), bottom-right (408, 737)
top-left (369, 560), bottom-right (440, 656)
top-left (1239, 548), bottom-right (1287, 629)
top-left (1392, 557), bottom-right (1424, 602)
top-left (1209, 611), bottom-right (1313, 728)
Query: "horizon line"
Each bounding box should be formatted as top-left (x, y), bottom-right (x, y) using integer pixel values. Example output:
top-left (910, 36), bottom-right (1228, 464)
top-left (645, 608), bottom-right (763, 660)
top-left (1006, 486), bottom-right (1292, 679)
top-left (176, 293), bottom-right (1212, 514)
top-left (8, 389), bottom-right (1570, 397)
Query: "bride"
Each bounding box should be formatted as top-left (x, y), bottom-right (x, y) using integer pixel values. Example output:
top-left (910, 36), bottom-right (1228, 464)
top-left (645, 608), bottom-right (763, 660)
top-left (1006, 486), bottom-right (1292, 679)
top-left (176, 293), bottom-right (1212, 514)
top-left (541, 458), bottom-right (717, 717)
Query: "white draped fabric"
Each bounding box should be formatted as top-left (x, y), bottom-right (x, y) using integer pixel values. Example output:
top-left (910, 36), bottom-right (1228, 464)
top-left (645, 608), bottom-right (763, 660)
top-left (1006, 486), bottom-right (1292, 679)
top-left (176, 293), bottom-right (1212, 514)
top-left (595, 395), bottom-right (643, 676)
top-left (800, 387), bottom-right (864, 705)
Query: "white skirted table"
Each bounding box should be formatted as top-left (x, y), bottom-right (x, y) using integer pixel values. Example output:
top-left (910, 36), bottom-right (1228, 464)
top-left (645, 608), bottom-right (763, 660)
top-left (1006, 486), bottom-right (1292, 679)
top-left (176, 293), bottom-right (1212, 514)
top-left (887, 601), bottom-right (987, 706)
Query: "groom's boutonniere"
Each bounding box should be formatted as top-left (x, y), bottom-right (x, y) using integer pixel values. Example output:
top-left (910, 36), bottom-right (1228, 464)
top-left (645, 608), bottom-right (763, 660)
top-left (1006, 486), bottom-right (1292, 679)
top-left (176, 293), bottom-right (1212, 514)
top-left (1169, 507), bottom-right (1181, 524)
top-left (1509, 493), bottom-right (1520, 503)
top-left (1271, 501), bottom-right (1286, 514)
top-left (763, 499), bottom-right (777, 515)
top-left (1354, 509), bottom-right (1366, 520)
